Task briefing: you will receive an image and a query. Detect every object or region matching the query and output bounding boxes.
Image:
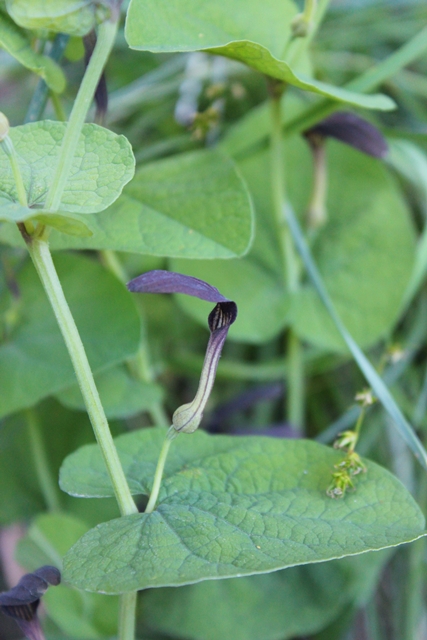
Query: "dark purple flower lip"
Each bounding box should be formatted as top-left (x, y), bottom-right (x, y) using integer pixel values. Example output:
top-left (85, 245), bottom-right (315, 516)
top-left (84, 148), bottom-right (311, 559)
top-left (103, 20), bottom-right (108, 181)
top-left (0, 566), bottom-right (60, 640)
top-left (304, 111), bottom-right (388, 159)
top-left (128, 270), bottom-right (231, 303)
top-left (127, 271), bottom-right (237, 433)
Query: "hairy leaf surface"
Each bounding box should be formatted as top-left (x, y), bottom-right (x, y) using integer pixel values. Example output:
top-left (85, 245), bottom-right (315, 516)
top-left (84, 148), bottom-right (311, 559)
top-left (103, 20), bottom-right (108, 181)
top-left (61, 428), bottom-right (425, 593)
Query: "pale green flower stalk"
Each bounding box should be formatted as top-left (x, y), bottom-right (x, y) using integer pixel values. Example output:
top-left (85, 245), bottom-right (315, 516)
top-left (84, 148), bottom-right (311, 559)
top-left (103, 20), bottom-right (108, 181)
top-left (127, 270), bottom-right (237, 512)
top-left (172, 301), bottom-right (237, 433)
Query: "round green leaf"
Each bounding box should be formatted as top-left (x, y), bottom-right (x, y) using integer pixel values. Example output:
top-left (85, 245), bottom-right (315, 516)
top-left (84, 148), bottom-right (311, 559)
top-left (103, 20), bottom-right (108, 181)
top-left (125, 0), bottom-right (394, 110)
top-left (44, 149), bottom-right (254, 258)
top-left (6, 0), bottom-right (98, 37)
top-left (0, 253), bottom-right (141, 418)
top-left (143, 551), bottom-right (388, 640)
top-left (0, 8), bottom-right (65, 91)
top-left (288, 139), bottom-right (416, 351)
top-left (56, 365), bottom-right (164, 419)
top-left (0, 120), bottom-right (135, 216)
top-left (173, 137), bottom-right (415, 350)
top-left (61, 428), bottom-right (425, 593)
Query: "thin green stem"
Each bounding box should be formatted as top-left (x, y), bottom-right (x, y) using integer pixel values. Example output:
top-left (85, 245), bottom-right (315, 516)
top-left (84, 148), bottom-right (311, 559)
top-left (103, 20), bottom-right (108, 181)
top-left (149, 403), bottom-right (170, 427)
top-left (402, 469), bottom-right (427, 640)
top-left (25, 237), bottom-right (137, 517)
top-left (26, 409), bottom-right (61, 512)
top-left (44, 19), bottom-right (118, 212)
top-left (99, 249), bottom-right (128, 282)
top-left (269, 92), bottom-right (298, 291)
top-left (353, 407), bottom-right (366, 440)
top-left (25, 34), bottom-right (70, 124)
top-left (285, 0), bottom-right (330, 66)
top-left (118, 592), bottom-right (137, 640)
top-left (1, 135), bottom-right (28, 208)
top-left (287, 331), bottom-right (305, 431)
top-left (50, 91), bottom-right (67, 122)
top-left (145, 429), bottom-right (175, 514)
top-left (269, 89), bottom-right (304, 427)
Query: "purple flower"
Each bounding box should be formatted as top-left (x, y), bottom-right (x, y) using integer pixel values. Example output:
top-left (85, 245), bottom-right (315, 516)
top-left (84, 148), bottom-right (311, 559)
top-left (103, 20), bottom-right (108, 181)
top-left (0, 566), bottom-right (61, 640)
top-left (304, 111), bottom-right (388, 159)
top-left (127, 271), bottom-right (237, 433)
top-left (303, 112), bottom-right (388, 229)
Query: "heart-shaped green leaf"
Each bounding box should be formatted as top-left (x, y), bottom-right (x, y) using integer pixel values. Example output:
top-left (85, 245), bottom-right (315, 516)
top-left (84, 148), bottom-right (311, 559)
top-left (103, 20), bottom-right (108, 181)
top-left (60, 428), bottom-right (425, 593)
top-left (125, 0), bottom-right (394, 110)
top-left (6, 0), bottom-right (98, 37)
top-left (173, 136), bottom-right (415, 349)
top-left (34, 149), bottom-right (254, 259)
top-left (0, 253), bottom-right (140, 418)
top-left (0, 120), bottom-right (134, 217)
top-left (142, 551), bottom-right (389, 640)
top-left (56, 365), bottom-right (164, 419)
top-left (0, 8), bottom-right (65, 91)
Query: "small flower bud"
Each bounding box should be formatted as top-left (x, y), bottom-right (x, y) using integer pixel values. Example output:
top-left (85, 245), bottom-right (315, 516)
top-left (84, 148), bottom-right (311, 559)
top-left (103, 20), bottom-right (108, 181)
top-left (0, 112), bottom-right (10, 141)
top-left (355, 389), bottom-right (376, 407)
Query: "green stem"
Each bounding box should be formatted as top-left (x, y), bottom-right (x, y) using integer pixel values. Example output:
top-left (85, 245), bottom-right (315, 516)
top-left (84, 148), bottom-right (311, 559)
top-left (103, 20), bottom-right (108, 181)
top-left (25, 237), bottom-right (137, 517)
top-left (149, 403), bottom-right (170, 427)
top-left (269, 92), bottom-right (298, 291)
top-left (145, 429), bottom-right (175, 514)
top-left (118, 592), bottom-right (137, 640)
top-left (354, 407), bottom-right (366, 439)
top-left (287, 331), bottom-right (305, 430)
top-left (25, 34), bottom-right (70, 124)
top-left (26, 409), bottom-right (61, 512)
top-left (50, 91), bottom-right (67, 122)
top-left (269, 89), bottom-right (304, 427)
top-left (402, 469), bottom-right (427, 640)
top-left (1, 135), bottom-right (28, 208)
top-left (99, 249), bottom-right (128, 282)
top-left (44, 19), bottom-right (118, 212)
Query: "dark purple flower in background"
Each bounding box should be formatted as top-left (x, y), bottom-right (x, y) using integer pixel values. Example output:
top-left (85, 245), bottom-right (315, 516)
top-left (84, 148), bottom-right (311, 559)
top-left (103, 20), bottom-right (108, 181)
top-left (303, 112), bottom-right (388, 229)
top-left (305, 111), bottom-right (388, 159)
top-left (0, 566), bottom-right (61, 640)
top-left (128, 270), bottom-right (237, 434)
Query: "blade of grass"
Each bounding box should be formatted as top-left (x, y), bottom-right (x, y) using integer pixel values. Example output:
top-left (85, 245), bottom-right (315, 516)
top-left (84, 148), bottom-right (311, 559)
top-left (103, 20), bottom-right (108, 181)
top-left (286, 204), bottom-right (427, 470)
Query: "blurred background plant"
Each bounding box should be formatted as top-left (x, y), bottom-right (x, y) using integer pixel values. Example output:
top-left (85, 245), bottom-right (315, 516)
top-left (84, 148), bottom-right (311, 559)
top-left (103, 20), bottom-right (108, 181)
top-left (1, 0), bottom-right (427, 639)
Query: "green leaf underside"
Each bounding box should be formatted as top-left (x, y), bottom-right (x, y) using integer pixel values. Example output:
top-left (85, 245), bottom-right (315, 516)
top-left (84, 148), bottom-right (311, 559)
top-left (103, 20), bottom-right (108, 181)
top-left (61, 428), bottom-right (425, 593)
top-left (6, 0), bottom-right (97, 37)
top-left (0, 9), bottom-right (65, 91)
top-left (125, 0), bottom-right (394, 111)
top-left (56, 365), bottom-right (164, 419)
top-left (173, 136), bottom-right (415, 349)
top-left (143, 551), bottom-right (389, 640)
top-left (0, 121), bottom-right (135, 220)
top-left (17, 513), bottom-right (119, 639)
top-left (36, 149), bottom-right (254, 258)
top-left (0, 202), bottom-right (93, 237)
top-left (0, 253), bottom-right (140, 419)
